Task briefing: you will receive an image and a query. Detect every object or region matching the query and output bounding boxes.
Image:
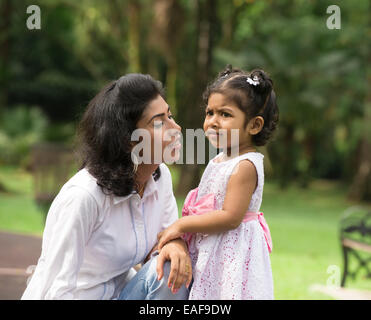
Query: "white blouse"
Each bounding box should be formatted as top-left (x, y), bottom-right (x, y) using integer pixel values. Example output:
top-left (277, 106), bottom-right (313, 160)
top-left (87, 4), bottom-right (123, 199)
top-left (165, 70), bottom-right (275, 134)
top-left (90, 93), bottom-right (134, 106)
top-left (21, 163), bottom-right (178, 300)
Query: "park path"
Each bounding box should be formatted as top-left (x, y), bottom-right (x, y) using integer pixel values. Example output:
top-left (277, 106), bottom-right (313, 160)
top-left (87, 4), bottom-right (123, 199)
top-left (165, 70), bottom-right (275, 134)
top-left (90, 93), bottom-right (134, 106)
top-left (0, 231), bottom-right (42, 300)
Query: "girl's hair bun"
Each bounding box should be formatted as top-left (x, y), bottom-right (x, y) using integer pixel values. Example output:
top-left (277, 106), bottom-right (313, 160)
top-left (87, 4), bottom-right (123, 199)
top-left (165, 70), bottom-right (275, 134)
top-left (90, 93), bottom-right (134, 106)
top-left (249, 69), bottom-right (273, 97)
top-left (218, 64), bottom-right (233, 77)
top-left (218, 64), bottom-right (243, 78)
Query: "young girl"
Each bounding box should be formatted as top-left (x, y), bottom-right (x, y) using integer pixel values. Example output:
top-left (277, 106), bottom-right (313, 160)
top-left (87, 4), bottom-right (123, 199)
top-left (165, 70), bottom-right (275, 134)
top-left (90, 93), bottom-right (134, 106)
top-left (157, 65), bottom-right (279, 300)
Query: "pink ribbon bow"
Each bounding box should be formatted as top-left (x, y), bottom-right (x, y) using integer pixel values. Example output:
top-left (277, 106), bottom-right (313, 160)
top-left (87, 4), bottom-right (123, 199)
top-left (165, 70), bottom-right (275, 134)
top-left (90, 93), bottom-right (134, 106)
top-left (181, 187), bottom-right (273, 253)
top-left (181, 188), bottom-right (215, 243)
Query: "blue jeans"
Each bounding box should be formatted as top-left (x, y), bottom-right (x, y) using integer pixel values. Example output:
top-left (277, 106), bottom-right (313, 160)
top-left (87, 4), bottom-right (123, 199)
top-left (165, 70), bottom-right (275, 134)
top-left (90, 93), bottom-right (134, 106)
top-left (118, 255), bottom-right (189, 300)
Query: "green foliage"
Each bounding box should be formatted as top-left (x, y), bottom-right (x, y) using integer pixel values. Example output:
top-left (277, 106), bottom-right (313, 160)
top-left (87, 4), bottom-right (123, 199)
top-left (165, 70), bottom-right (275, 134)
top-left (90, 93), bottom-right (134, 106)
top-left (0, 105), bottom-right (48, 165)
top-left (2, 0), bottom-right (369, 189)
top-left (214, 0), bottom-right (369, 186)
top-left (43, 122), bottom-right (76, 143)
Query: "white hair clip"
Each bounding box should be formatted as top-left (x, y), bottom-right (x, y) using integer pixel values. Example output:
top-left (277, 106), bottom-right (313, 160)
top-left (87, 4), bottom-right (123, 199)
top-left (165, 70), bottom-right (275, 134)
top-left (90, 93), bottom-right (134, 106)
top-left (246, 76), bottom-right (259, 86)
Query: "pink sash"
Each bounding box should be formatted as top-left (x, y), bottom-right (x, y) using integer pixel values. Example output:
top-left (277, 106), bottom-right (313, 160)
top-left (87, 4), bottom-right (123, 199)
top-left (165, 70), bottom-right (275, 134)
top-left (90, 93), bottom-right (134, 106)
top-left (181, 187), bottom-right (273, 253)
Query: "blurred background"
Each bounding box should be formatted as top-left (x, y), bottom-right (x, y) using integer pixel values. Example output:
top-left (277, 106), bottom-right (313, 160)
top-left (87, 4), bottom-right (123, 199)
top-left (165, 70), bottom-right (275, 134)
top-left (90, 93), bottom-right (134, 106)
top-left (0, 0), bottom-right (370, 299)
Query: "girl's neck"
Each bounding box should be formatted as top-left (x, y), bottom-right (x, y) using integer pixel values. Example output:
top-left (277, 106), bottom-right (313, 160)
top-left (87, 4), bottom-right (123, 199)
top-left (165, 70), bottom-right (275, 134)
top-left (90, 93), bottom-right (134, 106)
top-left (224, 143), bottom-right (256, 158)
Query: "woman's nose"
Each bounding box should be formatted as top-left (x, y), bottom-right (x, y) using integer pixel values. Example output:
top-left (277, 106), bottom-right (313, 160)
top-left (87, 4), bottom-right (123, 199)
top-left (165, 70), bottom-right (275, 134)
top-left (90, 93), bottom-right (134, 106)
top-left (172, 119), bottom-right (182, 132)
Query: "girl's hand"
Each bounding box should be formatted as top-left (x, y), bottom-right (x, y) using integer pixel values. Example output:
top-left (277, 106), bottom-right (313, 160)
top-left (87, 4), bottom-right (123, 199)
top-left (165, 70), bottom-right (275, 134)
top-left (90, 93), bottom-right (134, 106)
top-left (157, 222), bottom-right (184, 250)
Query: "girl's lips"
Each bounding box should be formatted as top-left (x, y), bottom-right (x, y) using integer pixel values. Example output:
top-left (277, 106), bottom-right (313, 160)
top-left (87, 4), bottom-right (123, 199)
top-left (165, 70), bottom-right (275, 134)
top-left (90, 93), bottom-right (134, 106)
top-left (208, 134), bottom-right (218, 140)
top-left (205, 129), bottom-right (220, 139)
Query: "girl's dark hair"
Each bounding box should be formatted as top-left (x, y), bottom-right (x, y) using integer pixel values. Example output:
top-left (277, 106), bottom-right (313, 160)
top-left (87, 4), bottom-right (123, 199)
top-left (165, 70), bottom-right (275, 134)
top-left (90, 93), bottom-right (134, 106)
top-left (203, 64), bottom-right (279, 146)
top-left (76, 73), bottom-right (164, 197)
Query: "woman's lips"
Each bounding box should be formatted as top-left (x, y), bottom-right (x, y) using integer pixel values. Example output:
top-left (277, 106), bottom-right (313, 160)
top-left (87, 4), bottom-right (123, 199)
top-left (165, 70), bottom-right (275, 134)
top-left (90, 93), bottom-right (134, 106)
top-left (168, 139), bottom-right (182, 150)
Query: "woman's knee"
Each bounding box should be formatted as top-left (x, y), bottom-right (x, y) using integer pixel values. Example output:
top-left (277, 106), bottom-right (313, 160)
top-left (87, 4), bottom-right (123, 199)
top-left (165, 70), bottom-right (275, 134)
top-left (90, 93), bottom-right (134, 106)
top-left (146, 255), bottom-right (171, 282)
top-left (146, 255), bottom-right (189, 300)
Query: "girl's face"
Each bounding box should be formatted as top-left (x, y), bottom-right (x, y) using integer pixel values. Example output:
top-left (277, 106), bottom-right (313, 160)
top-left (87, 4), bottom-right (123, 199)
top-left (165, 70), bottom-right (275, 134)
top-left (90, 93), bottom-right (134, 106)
top-left (135, 95), bottom-right (182, 164)
top-left (203, 93), bottom-right (261, 151)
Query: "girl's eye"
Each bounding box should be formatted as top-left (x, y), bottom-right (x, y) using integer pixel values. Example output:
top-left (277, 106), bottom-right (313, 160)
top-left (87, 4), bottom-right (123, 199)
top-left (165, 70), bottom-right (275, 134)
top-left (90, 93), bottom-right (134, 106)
top-left (168, 114), bottom-right (174, 120)
top-left (206, 110), bottom-right (213, 116)
top-left (221, 112), bottom-right (231, 117)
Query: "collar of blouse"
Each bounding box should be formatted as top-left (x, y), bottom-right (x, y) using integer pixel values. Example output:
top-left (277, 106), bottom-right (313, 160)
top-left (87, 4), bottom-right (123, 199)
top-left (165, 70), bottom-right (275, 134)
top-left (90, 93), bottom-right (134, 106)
top-left (112, 174), bottom-right (159, 205)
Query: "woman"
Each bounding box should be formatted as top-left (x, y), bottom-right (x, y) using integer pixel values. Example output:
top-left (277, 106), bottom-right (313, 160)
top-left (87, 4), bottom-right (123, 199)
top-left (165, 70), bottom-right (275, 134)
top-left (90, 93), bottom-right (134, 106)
top-left (22, 74), bottom-right (192, 300)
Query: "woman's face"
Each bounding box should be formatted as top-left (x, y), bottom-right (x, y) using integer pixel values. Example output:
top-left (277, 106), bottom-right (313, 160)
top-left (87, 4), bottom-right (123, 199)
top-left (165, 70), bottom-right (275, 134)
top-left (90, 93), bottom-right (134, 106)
top-left (134, 95), bottom-right (182, 164)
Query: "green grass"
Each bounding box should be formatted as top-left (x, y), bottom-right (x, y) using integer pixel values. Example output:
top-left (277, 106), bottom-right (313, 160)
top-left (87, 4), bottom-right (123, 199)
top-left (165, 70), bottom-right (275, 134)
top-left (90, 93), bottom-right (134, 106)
top-left (0, 166), bottom-right (44, 236)
top-left (1, 165), bottom-right (370, 299)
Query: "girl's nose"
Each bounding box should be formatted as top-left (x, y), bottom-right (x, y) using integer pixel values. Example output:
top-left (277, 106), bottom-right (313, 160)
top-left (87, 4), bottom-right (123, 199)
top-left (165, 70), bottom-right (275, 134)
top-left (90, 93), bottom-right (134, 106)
top-left (208, 114), bottom-right (219, 129)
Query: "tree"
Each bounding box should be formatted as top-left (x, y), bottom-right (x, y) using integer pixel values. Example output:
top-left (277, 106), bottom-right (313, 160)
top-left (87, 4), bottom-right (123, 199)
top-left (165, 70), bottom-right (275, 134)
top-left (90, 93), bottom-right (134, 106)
top-left (150, 0), bottom-right (185, 109)
top-left (348, 60), bottom-right (371, 201)
top-left (0, 0), bottom-right (12, 113)
top-left (2, 0), bottom-right (369, 198)
top-left (175, 0), bottom-right (217, 195)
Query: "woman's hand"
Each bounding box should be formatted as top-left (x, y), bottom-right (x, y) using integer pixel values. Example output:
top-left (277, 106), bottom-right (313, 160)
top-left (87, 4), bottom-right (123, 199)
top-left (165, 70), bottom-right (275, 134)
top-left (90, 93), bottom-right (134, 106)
top-left (156, 238), bottom-right (192, 294)
top-left (143, 243), bottom-right (158, 264)
top-left (157, 221), bottom-right (184, 250)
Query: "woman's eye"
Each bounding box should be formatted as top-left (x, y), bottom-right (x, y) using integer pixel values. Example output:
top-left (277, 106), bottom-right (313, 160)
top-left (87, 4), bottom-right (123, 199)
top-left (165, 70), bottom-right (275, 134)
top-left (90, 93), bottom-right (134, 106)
top-left (153, 121), bottom-right (164, 128)
top-left (206, 110), bottom-right (213, 116)
top-left (168, 114), bottom-right (174, 120)
top-left (221, 112), bottom-right (231, 117)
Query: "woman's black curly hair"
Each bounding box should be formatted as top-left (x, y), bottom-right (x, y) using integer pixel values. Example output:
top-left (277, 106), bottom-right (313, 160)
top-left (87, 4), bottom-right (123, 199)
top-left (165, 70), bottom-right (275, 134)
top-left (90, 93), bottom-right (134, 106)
top-left (76, 73), bottom-right (164, 197)
top-left (203, 65), bottom-right (279, 146)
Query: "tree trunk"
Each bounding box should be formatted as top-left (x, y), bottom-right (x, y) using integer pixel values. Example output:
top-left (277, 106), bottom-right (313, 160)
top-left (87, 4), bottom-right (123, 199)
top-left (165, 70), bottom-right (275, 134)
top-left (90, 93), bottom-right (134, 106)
top-left (176, 0), bottom-right (217, 196)
top-left (348, 68), bottom-right (371, 201)
top-left (166, 63), bottom-right (177, 113)
top-left (348, 138), bottom-right (371, 202)
top-left (0, 0), bottom-right (11, 112)
top-left (276, 123), bottom-right (296, 188)
top-left (150, 0), bottom-right (185, 111)
top-left (127, 0), bottom-right (141, 73)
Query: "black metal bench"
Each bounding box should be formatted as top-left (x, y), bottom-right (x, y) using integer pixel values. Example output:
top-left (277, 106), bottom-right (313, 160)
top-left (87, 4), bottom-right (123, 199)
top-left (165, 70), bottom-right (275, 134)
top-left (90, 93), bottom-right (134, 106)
top-left (340, 206), bottom-right (371, 287)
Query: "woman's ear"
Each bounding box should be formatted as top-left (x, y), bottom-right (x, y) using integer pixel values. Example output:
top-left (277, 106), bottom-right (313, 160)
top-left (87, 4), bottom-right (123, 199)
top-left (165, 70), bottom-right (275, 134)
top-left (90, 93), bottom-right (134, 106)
top-left (248, 116), bottom-right (264, 135)
top-left (130, 134), bottom-right (143, 149)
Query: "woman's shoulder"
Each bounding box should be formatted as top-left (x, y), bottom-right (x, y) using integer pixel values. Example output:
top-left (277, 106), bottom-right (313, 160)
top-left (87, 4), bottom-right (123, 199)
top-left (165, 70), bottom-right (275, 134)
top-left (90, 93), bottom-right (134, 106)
top-left (155, 163), bottom-right (175, 192)
top-left (159, 163), bottom-right (171, 175)
top-left (157, 163), bottom-right (172, 181)
top-left (59, 168), bottom-right (106, 208)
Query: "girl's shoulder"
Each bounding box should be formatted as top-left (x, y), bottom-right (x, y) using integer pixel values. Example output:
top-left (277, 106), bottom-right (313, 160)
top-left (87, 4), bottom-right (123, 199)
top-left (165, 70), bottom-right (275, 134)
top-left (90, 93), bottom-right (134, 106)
top-left (209, 151), bottom-right (264, 167)
top-left (236, 152), bottom-right (264, 171)
top-left (205, 151), bottom-right (264, 185)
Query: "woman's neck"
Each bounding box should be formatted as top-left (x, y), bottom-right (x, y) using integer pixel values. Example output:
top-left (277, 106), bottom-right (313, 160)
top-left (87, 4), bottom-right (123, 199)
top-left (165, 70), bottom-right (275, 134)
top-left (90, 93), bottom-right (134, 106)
top-left (134, 163), bottom-right (159, 196)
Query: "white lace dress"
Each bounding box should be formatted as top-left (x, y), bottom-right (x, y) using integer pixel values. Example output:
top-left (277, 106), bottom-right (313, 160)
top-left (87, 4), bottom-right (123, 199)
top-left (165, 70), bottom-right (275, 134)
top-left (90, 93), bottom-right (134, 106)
top-left (187, 151), bottom-right (274, 300)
